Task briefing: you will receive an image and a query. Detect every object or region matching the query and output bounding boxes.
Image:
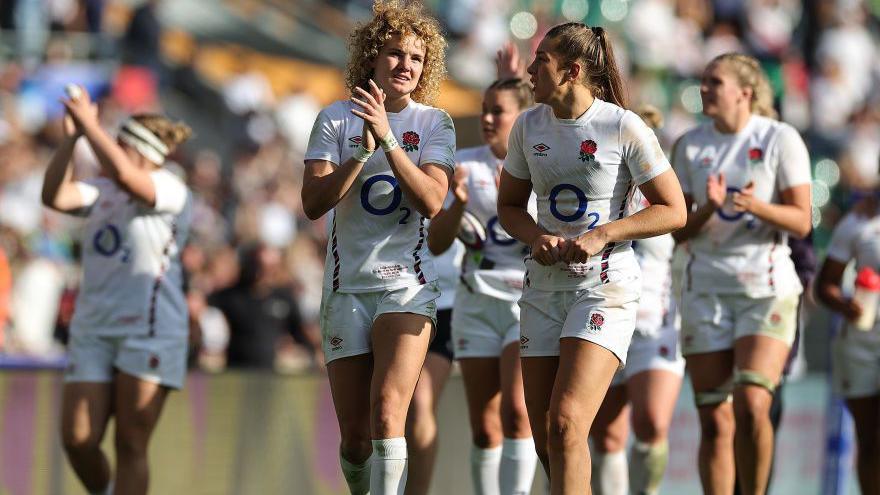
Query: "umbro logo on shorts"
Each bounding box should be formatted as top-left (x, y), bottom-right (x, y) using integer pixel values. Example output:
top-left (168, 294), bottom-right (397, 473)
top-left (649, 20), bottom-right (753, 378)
top-left (532, 143), bottom-right (550, 156)
top-left (520, 335), bottom-right (530, 348)
top-left (329, 336), bottom-right (344, 350)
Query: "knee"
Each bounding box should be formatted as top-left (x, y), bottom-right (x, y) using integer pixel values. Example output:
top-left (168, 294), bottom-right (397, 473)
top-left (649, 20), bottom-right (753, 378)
top-left (698, 406), bottom-right (735, 444)
top-left (732, 386), bottom-right (772, 431)
top-left (500, 399), bottom-right (531, 438)
top-left (548, 404), bottom-right (586, 450)
top-left (472, 416), bottom-right (503, 449)
top-left (61, 426), bottom-right (102, 456)
top-left (631, 409), bottom-right (668, 445)
top-left (371, 392), bottom-right (408, 437)
top-left (114, 426), bottom-right (149, 458)
top-left (339, 419), bottom-right (372, 462)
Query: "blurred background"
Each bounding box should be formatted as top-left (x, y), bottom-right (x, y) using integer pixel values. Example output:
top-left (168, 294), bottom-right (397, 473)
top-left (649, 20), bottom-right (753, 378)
top-left (0, 0), bottom-right (877, 493)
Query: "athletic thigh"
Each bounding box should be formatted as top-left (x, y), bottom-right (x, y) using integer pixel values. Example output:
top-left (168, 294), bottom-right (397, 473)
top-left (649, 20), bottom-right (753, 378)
top-left (550, 337), bottom-right (621, 432)
top-left (370, 312), bottom-right (434, 437)
top-left (460, 357), bottom-right (502, 436)
top-left (327, 354), bottom-right (373, 439)
top-left (61, 381), bottom-right (114, 447)
top-left (114, 372), bottom-right (170, 443)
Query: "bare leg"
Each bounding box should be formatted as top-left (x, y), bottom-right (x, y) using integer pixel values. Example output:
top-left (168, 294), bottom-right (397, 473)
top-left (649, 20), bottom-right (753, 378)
top-left (846, 395), bottom-right (880, 495)
top-left (405, 352), bottom-right (452, 495)
top-left (113, 373), bottom-right (169, 495)
top-left (60, 382), bottom-right (114, 493)
top-left (732, 336), bottom-right (789, 495)
top-left (687, 351), bottom-right (736, 495)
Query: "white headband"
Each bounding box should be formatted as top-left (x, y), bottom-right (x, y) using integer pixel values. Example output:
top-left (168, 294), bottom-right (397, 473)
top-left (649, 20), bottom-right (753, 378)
top-left (119, 119), bottom-right (168, 164)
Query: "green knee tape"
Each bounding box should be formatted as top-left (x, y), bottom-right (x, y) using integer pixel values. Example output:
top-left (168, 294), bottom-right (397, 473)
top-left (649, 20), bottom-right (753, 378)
top-left (694, 389), bottom-right (733, 407)
top-left (733, 369), bottom-right (777, 392)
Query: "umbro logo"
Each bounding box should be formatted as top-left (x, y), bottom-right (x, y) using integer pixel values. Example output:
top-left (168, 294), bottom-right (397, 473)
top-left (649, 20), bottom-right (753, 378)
top-left (348, 136), bottom-right (362, 148)
top-left (532, 143), bottom-right (550, 156)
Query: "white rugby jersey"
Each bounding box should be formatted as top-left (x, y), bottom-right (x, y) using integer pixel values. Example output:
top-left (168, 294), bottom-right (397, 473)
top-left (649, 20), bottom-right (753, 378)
top-left (827, 213), bottom-right (880, 333)
top-left (434, 236), bottom-right (464, 310)
top-left (629, 190), bottom-right (675, 335)
top-left (305, 100), bottom-right (456, 292)
top-left (70, 169), bottom-right (192, 337)
top-left (672, 115), bottom-right (811, 297)
top-left (504, 99), bottom-right (671, 291)
top-left (457, 145), bottom-right (533, 301)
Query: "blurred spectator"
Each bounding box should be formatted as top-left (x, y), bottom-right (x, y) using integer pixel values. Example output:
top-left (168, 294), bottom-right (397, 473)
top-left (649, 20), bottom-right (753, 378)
top-left (209, 243), bottom-right (317, 371)
top-left (122, 0), bottom-right (162, 75)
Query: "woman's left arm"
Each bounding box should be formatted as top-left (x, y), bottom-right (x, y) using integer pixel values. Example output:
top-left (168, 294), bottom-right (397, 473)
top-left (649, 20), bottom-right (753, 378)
top-left (731, 125), bottom-right (812, 239)
top-left (62, 89), bottom-right (159, 206)
top-left (732, 183), bottom-right (811, 239)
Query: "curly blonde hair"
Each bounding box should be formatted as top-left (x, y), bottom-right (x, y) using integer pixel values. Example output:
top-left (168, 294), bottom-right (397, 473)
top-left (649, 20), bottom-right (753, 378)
top-left (345, 0), bottom-right (447, 105)
top-left (132, 114), bottom-right (193, 152)
top-left (710, 53), bottom-right (778, 120)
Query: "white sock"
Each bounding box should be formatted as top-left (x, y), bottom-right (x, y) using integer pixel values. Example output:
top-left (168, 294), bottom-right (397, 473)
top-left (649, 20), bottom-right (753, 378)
top-left (90, 480), bottom-right (112, 495)
top-left (370, 438), bottom-right (407, 495)
top-left (500, 437), bottom-right (538, 495)
top-left (591, 450), bottom-right (628, 495)
top-left (341, 452), bottom-right (372, 495)
top-left (629, 440), bottom-right (668, 495)
top-left (470, 444), bottom-right (502, 495)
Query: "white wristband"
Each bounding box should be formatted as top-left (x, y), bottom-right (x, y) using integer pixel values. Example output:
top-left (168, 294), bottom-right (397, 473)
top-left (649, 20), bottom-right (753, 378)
top-left (352, 144), bottom-right (374, 163)
top-left (380, 130), bottom-right (399, 152)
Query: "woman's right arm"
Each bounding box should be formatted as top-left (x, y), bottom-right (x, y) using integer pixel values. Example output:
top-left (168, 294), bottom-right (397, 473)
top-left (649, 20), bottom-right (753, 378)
top-left (427, 165), bottom-right (468, 255)
top-left (301, 117), bottom-right (373, 220)
top-left (816, 215), bottom-right (864, 321)
top-left (41, 116), bottom-right (89, 212)
top-left (816, 258), bottom-right (862, 322)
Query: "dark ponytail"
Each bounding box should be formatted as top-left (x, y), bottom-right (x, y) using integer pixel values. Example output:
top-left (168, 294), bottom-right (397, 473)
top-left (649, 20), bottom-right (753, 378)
top-left (545, 23), bottom-right (628, 109)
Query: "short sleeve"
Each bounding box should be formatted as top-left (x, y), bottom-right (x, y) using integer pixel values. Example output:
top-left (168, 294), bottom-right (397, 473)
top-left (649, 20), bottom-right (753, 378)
top-left (620, 112), bottom-right (671, 186)
top-left (670, 136), bottom-right (691, 195)
top-left (826, 213), bottom-right (862, 263)
top-left (421, 110), bottom-right (456, 170)
top-left (503, 115), bottom-right (530, 180)
top-left (775, 124), bottom-right (812, 191)
top-left (304, 104), bottom-right (342, 166)
top-left (150, 170), bottom-right (189, 214)
top-left (75, 182), bottom-right (100, 208)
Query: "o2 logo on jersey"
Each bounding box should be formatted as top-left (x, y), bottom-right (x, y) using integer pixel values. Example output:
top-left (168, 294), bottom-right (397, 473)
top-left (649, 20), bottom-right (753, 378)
top-left (549, 184), bottom-right (600, 229)
top-left (360, 174), bottom-right (412, 224)
top-left (92, 224), bottom-right (131, 262)
top-left (717, 186), bottom-right (758, 229)
top-left (486, 216), bottom-right (517, 246)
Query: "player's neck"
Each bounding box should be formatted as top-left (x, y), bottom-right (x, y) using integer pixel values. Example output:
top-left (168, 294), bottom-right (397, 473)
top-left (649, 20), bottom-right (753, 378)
top-left (549, 88), bottom-right (594, 120)
top-left (713, 109), bottom-right (751, 134)
top-left (384, 95), bottom-right (410, 113)
top-left (489, 143), bottom-right (507, 160)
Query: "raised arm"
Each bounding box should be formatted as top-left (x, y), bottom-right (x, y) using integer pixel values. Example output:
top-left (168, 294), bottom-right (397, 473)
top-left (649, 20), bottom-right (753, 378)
top-left (42, 113), bottom-right (88, 212)
top-left (61, 88), bottom-right (159, 206)
top-left (352, 80), bottom-right (452, 218)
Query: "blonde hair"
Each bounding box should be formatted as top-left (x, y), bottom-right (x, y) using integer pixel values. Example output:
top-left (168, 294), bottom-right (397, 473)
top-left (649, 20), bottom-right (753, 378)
top-left (345, 0), bottom-right (447, 105)
top-left (710, 53), bottom-right (777, 119)
top-left (635, 103), bottom-right (663, 129)
top-left (487, 78), bottom-right (534, 110)
top-left (132, 114), bottom-right (193, 152)
top-left (545, 23), bottom-right (628, 108)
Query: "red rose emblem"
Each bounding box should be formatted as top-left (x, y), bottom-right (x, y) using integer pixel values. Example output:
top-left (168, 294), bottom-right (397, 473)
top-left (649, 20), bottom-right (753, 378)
top-left (401, 131), bottom-right (420, 151)
top-left (748, 148), bottom-right (763, 161)
top-left (581, 140), bottom-right (597, 155)
top-left (403, 131), bottom-right (420, 145)
top-left (590, 313), bottom-right (604, 327)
